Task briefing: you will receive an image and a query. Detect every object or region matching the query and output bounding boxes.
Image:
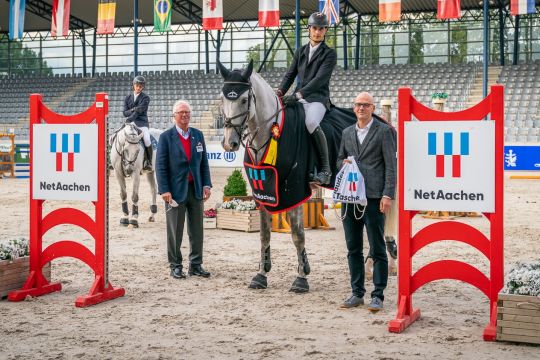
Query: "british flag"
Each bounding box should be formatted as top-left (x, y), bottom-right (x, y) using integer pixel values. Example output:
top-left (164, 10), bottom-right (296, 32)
top-left (319, 0), bottom-right (340, 25)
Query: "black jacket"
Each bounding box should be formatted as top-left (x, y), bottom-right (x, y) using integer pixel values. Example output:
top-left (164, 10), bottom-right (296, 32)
top-left (278, 42), bottom-right (337, 109)
top-left (123, 91), bottom-right (150, 128)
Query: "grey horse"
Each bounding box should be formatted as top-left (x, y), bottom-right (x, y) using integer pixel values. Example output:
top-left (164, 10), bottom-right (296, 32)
top-left (110, 122), bottom-right (162, 228)
top-left (218, 60), bottom-right (311, 293)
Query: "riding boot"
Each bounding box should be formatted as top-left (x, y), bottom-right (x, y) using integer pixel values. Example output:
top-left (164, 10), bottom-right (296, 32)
top-left (143, 145), bottom-right (153, 172)
top-left (310, 126), bottom-right (332, 185)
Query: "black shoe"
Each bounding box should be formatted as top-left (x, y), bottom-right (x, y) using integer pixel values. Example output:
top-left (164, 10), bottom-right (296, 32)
top-left (143, 145), bottom-right (153, 172)
top-left (188, 265), bottom-right (211, 278)
top-left (170, 267), bottom-right (186, 279)
top-left (310, 126), bottom-right (332, 185)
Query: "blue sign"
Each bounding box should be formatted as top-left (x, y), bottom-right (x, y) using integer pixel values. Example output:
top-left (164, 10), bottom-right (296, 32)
top-left (504, 146), bottom-right (540, 171)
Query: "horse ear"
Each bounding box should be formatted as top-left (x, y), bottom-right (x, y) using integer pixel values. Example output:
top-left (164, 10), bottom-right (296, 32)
top-left (242, 59), bottom-right (254, 80)
top-left (217, 60), bottom-right (230, 79)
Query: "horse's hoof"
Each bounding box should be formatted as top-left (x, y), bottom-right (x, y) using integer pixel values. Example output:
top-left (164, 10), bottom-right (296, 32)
top-left (120, 218), bottom-right (129, 226)
top-left (248, 274), bottom-right (267, 289)
top-left (128, 220), bottom-right (139, 228)
top-left (289, 277), bottom-right (309, 293)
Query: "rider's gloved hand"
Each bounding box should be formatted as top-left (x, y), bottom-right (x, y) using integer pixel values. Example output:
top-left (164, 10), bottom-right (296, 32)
top-left (282, 95), bottom-right (298, 106)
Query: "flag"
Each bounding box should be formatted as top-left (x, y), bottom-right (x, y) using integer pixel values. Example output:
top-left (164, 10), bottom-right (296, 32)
top-left (203, 0), bottom-right (223, 30)
top-left (51, 0), bottom-right (71, 37)
top-left (379, 0), bottom-right (401, 22)
top-left (259, 0), bottom-right (280, 28)
top-left (319, 0), bottom-right (340, 26)
top-left (154, 0), bottom-right (172, 32)
top-left (437, 0), bottom-right (461, 20)
top-left (97, 0), bottom-right (116, 35)
top-left (9, 0), bottom-right (26, 40)
top-left (510, 0), bottom-right (536, 15)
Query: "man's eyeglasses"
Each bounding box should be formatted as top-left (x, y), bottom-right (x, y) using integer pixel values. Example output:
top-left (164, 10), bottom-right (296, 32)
top-left (353, 103), bottom-right (373, 108)
top-left (173, 111), bottom-right (191, 116)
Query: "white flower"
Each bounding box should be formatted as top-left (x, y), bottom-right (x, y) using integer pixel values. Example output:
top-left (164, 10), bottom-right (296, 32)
top-left (219, 199), bottom-right (257, 211)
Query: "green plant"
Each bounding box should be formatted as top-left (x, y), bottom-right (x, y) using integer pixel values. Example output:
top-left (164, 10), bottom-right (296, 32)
top-left (223, 169), bottom-right (247, 197)
top-left (431, 92), bottom-right (449, 100)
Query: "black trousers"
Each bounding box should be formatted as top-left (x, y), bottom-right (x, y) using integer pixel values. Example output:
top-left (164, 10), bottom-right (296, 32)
top-left (341, 198), bottom-right (388, 301)
top-left (166, 183), bottom-right (204, 269)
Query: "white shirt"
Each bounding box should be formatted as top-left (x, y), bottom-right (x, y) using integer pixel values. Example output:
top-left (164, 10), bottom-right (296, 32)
top-left (356, 118), bottom-right (374, 145)
top-left (133, 92), bottom-right (140, 102)
top-left (175, 125), bottom-right (190, 139)
top-left (308, 42), bottom-right (322, 62)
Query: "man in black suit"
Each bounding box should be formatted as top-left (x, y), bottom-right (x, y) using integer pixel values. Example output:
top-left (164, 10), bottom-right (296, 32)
top-left (123, 75), bottom-right (153, 172)
top-left (337, 92), bottom-right (397, 312)
top-left (276, 12), bottom-right (337, 185)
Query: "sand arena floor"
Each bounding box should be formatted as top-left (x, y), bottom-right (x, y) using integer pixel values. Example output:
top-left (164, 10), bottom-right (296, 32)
top-left (0, 168), bottom-right (539, 359)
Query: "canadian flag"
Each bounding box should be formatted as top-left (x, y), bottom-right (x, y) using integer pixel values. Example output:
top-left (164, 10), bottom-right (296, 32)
top-left (259, 0), bottom-right (280, 28)
top-left (51, 0), bottom-right (71, 37)
top-left (202, 0), bottom-right (223, 30)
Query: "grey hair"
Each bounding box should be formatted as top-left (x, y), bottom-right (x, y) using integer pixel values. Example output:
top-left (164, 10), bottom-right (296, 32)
top-left (172, 100), bottom-right (191, 113)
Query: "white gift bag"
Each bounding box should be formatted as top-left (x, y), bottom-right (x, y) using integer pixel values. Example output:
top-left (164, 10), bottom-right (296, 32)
top-left (333, 156), bottom-right (367, 220)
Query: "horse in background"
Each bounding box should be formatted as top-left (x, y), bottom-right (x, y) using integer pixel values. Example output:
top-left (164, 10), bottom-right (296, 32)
top-left (110, 122), bottom-right (162, 228)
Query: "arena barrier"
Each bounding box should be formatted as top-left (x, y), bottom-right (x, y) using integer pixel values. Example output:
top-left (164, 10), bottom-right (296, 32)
top-left (388, 85), bottom-right (504, 341)
top-left (8, 93), bottom-right (125, 307)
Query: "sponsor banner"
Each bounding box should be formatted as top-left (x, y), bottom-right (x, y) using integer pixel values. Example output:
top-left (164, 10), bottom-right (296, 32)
top-left (404, 121), bottom-right (495, 212)
top-left (32, 124), bottom-right (98, 201)
top-left (205, 142), bottom-right (244, 167)
top-left (504, 145), bottom-right (540, 171)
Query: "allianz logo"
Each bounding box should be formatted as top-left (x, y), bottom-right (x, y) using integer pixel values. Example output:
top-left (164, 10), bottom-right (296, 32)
top-left (206, 151), bottom-right (236, 162)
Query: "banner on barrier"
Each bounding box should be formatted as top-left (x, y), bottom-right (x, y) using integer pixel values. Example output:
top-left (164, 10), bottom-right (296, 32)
top-left (32, 124), bottom-right (98, 201)
top-left (404, 120), bottom-right (495, 212)
top-left (504, 145), bottom-right (540, 171)
top-left (205, 142), bottom-right (245, 167)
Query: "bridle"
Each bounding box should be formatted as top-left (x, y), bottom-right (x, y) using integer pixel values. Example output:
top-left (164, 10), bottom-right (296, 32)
top-left (114, 123), bottom-right (142, 177)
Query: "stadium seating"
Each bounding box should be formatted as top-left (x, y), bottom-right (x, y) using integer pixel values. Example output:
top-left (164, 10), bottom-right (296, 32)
top-left (0, 63), bottom-right (538, 143)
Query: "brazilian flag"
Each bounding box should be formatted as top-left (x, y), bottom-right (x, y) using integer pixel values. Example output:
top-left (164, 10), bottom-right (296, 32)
top-left (154, 0), bottom-right (172, 32)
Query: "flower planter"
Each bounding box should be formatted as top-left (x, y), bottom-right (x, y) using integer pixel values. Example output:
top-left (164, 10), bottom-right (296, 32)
top-left (203, 217), bottom-right (217, 229)
top-left (497, 294), bottom-right (540, 344)
top-left (217, 208), bottom-right (260, 232)
top-left (0, 257), bottom-right (51, 299)
top-left (222, 195), bottom-right (254, 202)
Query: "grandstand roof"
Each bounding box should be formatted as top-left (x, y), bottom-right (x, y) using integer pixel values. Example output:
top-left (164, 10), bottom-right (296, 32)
top-left (0, 1), bottom-right (527, 34)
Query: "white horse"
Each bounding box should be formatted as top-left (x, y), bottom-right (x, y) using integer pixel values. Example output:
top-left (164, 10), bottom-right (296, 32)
top-left (110, 122), bottom-right (162, 228)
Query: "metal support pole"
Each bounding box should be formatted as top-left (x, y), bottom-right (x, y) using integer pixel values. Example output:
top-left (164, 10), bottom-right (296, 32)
top-left (106, 35), bottom-right (109, 74)
top-left (498, 4), bottom-right (505, 66)
top-left (7, 40), bottom-right (10, 76)
top-left (295, 0), bottom-right (301, 50)
top-left (258, 29), bottom-right (282, 72)
top-left (216, 30), bottom-right (221, 73)
top-left (92, 28), bottom-right (97, 77)
top-left (513, 15), bottom-right (520, 65)
top-left (134, 0), bottom-right (139, 75)
top-left (39, 34), bottom-right (43, 76)
top-left (482, 0), bottom-right (489, 98)
top-left (342, 16), bottom-right (348, 69)
top-left (82, 31), bottom-right (87, 77)
top-left (205, 30), bottom-right (210, 74)
top-left (166, 32), bottom-right (169, 72)
top-left (355, 14), bottom-right (360, 69)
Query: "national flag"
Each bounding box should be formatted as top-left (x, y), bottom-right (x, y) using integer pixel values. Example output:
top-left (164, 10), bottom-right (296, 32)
top-left (51, 0), bottom-right (71, 37)
top-left (259, 0), bottom-right (280, 28)
top-left (437, 0), bottom-right (461, 20)
top-left (9, 0), bottom-right (26, 40)
top-left (154, 0), bottom-right (172, 32)
top-left (379, 0), bottom-right (401, 22)
top-left (203, 0), bottom-right (223, 30)
top-left (510, 0), bottom-right (536, 15)
top-left (97, 0), bottom-right (116, 35)
top-left (319, 0), bottom-right (340, 26)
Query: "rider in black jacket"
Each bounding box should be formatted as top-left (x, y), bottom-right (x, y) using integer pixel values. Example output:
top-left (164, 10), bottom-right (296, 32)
top-left (276, 12), bottom-right (337, 185)
top-left (124, 75), bottom-right (152, 172)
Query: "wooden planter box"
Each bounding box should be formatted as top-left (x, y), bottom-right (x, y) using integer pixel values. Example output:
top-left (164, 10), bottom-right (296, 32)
top-left (217, 208), bottom-right (260, 232)
top-left (497, 293), bottom-right (540, 344)
top-left (0, 257), bottom-right (51, 298)
top-left (203, 217), bottom-right (217, 229)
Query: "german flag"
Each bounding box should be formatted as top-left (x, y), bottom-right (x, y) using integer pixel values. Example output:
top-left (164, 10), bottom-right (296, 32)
top-left (97, 0), bottom-right (116, 35)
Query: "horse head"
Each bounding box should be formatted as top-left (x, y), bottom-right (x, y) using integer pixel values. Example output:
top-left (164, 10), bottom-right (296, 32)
top-left (119, 123), bottom-right (143, 176)
top-left (218, 59), bottom-right (255, 152)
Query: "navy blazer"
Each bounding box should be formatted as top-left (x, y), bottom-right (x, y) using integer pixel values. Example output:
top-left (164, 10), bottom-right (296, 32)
top-left (278, 42), bottom-right (337, 109)
top-left (156, 126), bottom-right (212, 203)
top-left (123, 91), bottom-right (150, 128)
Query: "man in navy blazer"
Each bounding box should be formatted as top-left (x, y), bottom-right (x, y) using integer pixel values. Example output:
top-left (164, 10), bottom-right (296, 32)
top-left (156, 100), bottom-right (212, 279)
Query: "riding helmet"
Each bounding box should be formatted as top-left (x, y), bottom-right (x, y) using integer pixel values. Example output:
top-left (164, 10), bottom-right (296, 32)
top-left (308, 12), bottom-right (329, 28)
top-left (132, 75), bottom-right (146, 86)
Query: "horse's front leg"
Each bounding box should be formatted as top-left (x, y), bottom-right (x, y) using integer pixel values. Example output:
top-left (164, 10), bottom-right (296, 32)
top-left (128, 172), bottom-right (141, 228)
top-left (115, 167), bottom-right (129, 226)
top-left (147, 171), bottom-right (158, 222)
top-left (248, 208), bottom-right (272, 290)
top-left (288, 207), bottom-right (310, 293)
